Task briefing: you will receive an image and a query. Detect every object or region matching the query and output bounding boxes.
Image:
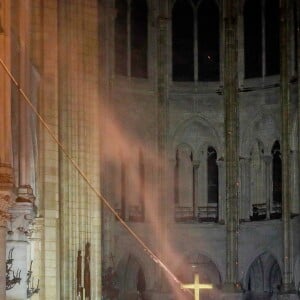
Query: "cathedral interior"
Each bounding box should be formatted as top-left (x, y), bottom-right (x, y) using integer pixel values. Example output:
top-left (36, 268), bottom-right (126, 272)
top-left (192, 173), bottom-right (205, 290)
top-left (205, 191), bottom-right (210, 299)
top-left (0, 0), bottom-right (300, 299)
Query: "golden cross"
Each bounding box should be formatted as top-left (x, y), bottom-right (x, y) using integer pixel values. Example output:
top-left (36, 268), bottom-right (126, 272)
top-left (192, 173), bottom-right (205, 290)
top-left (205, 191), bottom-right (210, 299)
top-left (181, 273), bottom-right (213, 300)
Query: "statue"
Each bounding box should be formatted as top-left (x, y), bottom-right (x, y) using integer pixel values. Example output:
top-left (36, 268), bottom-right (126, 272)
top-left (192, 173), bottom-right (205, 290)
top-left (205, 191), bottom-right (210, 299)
top-left (102, 266), bottom-right (119, 300)
top-left (77, 250), bottom-right (82, 298)
top-left (84, 243), bottom-right (91, 299)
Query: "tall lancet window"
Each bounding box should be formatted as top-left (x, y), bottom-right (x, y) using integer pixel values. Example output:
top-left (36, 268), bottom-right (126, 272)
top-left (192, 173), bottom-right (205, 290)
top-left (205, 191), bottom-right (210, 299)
top-left (207, 147), bottom-right (218, 204)
top-left (197, 0), bottom-right (220, 81)
top-left (265, 0), bottom-right (280, 75)
top-left (244, 0), bottom-right (262, 78)
top-left (131, 0), bottom-right (148, 78)
top-left (172, 0), bottom-right (194, 81)
top-left (272, 141), bottom-right (282, 207)
top-left (114, 0), bottom-right (148, 78)
top-left (243, 0), bottom-right (279, 78)
top-left (115, 0), bottom-right (128, 76)
top-left (293, 0), bottom-right (298, 73)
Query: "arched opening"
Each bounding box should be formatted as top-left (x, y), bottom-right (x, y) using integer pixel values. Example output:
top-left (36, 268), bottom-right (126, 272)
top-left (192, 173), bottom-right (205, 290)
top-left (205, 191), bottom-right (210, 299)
top-left (172, 0), bottom-right (194, 81)
top-left (115, 0), bottom-right (128, 76)
top-left (130, 0), bottom-right (148, 78)
top-left (118, 255), bottom-right (147, 300)
top-left (245, 253), bottom-right (282, 299)
top-left (197, 0), bottom-right (220, 81)
top-left (271, 140), bottom-right (282, 219)
top-left (174, 253), bottom-right (221, 300)
top-left (244, 0), bottom-right (262, 78)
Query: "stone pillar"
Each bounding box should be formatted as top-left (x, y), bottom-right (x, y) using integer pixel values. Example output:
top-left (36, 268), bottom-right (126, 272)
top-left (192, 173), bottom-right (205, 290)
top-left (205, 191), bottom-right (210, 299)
top-left (18, 0), bottom-right (35, 203)
top-left (58, 1), bottom-right (102, 298)
top-left (239, 157), bottom-right (251, 221)
top-left (223, 0), bottom-right (240, 295)
top-left (262, 156), bottom-right (272, 219)
top-left (279, 0), bottom-right (294, 293)
top-left (0, 0), bottom-right (13, 298)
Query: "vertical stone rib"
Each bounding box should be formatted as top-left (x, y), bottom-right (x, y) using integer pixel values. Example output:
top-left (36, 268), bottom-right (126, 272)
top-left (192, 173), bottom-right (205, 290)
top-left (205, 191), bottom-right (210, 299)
top-left (280, 0), bottom-right (292, 291)
top-left (39, 1), bottom-right (59, 299)
top-left (157, 0), bottom-right (168, 281)
top-left (223, 0), bottom-right (239, 288)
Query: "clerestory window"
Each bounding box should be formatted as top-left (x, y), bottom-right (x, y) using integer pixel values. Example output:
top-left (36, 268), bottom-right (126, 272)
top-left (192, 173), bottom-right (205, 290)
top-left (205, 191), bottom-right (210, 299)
top-left (172, 0), bottom-right (220, 82)
top-left (244, 0), bottom-right (280, 79)
top-left (115, 0), bottom-right (148, 78)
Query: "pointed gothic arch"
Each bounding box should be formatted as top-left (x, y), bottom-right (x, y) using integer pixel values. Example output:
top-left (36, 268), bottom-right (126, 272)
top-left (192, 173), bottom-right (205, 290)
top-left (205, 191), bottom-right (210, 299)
top-left (172, 253), bottom-right (221, 299)
top-left (244, 252), bottom-right (282, 296)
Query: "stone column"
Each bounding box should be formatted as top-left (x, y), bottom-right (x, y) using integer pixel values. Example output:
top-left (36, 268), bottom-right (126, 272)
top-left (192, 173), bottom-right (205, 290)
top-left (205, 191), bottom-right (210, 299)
top-left (0, 0), bottom-right (13, 298)
top-left (18, 0), bottom-right (35, 204)
top-left (156, 1), bottom-right (169, 290)
top-left (262, 156), bottom-right (272, 219)
top-left (239, 157), bottom-right (251, 221)
top-left (223, 0), bottom-right (240, 295)
top-left (280, 0), bottom-right (293, 293)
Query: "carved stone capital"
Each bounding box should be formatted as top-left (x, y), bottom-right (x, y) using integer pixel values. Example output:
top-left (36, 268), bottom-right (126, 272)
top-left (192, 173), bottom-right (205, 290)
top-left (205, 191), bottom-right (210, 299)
top-left (7, 201), bottom-right (35, 240)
